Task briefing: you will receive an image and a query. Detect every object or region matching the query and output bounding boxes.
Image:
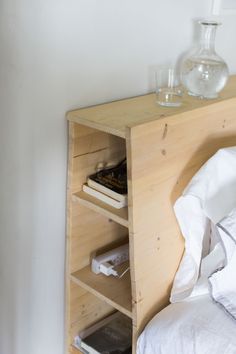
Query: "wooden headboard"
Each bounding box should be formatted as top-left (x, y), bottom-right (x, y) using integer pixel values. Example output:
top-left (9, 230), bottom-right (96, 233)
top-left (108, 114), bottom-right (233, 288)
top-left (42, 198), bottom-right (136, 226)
top-left (126, 96), bottom-right (236, 334)
top-left (67, 78), bottom-right (236, 353)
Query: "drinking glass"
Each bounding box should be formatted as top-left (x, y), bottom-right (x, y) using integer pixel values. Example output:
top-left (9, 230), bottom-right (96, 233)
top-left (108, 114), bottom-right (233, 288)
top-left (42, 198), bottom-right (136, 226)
top-left (155, 66), bottom-right (183, 107)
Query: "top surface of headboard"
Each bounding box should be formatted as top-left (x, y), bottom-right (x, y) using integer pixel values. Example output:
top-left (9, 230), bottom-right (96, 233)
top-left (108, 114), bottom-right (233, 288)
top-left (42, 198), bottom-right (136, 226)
top-left (67, 76), bottom-right (236, 139)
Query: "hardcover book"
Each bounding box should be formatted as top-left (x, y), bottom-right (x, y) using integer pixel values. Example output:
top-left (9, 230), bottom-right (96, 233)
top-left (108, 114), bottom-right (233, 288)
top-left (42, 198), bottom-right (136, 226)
top-left (87, 159), bottom-right (127, 200)
top-left (82, 184), bottom-right (127, 209)
top-left (79, 312), bottom-right (132, 354)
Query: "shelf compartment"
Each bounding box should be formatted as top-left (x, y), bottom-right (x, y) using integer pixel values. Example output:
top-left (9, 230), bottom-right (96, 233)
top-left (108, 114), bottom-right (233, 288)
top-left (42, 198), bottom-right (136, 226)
top-left (71, 265), bottom-right (132, 319)
top-left (73, 191), bottom-right (129, 228)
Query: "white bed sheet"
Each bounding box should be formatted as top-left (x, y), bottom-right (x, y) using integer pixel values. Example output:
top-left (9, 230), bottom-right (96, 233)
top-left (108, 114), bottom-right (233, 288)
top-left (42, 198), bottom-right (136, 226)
top-left (137, 295), bottom-right (236, 354)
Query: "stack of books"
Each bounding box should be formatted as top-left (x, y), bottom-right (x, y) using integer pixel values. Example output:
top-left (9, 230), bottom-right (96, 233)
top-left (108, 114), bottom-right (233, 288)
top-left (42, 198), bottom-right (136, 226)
top-left (82, 159), bottom-right (128, 209)
top-left (74, 312), bottom-right (132, 354)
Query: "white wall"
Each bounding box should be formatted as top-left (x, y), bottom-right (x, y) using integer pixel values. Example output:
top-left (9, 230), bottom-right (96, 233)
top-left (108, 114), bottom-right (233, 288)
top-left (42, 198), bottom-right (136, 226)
top-left (0, 1), bottom-right (235, 354)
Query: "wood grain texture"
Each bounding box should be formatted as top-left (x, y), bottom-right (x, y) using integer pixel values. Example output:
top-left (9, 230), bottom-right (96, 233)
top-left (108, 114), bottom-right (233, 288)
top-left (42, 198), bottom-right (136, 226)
top-left (71, 131), bottom-right (125, 194)
top-left (66, 123), bottom-right (128, 353)
top-left (69, 281), bottom-right (114, 345)
top-left (66, 77), bottom-right (236, 353)
top-left (70, 201), bottom-right (128, 273)
top-left (71, 266), bottom-right (132, 318)
top-left (65, 122), bottom-right (76, 353)
top-left (127, 96), bottom-right (236, 333)
top-left (70, 346), bottom-right (83, 354)
top-left (73, 191), bottom-right (128, 228)
top-left (67, 76), bottom-right (236, 138)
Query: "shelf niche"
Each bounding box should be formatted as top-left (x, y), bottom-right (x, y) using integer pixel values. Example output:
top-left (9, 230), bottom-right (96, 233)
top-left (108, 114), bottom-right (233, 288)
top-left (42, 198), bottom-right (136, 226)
top-left (71, 265), bottom-right (132, 318)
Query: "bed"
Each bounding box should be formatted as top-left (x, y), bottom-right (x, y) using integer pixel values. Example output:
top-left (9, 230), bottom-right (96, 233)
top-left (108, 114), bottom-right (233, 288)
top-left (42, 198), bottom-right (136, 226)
top-left (137, 294), bottom-right (236, 354)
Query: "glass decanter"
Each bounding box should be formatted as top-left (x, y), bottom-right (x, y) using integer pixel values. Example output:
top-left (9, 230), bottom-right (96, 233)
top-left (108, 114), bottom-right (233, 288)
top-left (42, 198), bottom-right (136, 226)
top-left (181, 20), bottom-right (229, 99)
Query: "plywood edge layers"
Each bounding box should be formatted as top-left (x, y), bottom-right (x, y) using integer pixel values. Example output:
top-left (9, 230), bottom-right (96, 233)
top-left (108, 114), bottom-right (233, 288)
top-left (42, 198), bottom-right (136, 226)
top-left (66, 112), bottom-right (126, 139)
top-left (65, 122), bottom-right (76, 353)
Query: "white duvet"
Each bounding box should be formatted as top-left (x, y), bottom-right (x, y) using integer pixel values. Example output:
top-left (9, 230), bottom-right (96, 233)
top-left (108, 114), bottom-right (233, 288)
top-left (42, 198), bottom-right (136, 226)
top-left (137, 294), bottom-right (236, 354)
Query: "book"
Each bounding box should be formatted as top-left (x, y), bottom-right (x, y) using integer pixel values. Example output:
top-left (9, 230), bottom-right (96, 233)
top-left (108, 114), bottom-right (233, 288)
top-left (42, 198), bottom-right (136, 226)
top-left (74, 313), bottom-right (121, 353)
top-left (79, 312), bottom-right (132, 354)
top-left (87, 178), bottom-right (127, 203)
top-left (87, 159), bottom-right (127, 202)
top-left (82, 184), bottom-right (127, 209)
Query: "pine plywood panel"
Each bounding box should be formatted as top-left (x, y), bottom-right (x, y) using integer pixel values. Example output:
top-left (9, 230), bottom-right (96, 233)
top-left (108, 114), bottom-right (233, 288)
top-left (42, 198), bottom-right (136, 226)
top-left (132, 325), bottom-right (138, 354)
top-left (71, 136), bottom-right (126, 194)
top-left (72, 124), bottom-right (110, 157)
top-left (127, 97), bottom-right (236, 333)
top-left (68, 123), bottom-right (126, 269)
top-left (69, 281), bottom-right (114, 344)
top-left (67, 78), bottom-right (236, 353)
top-left (71, 266), bottom-right (132, 318)
top-left (66, 123), bottom-right (76, 352)
top-left (67, 76), bottom-right (236, 138)
top-left (73, 191), bottom-right (128, 227)
top-left (72, 123), bottom-right (125, 159)
top-left (70, 347), bottom-right (82, 354)
top-left (66, 123), bottom-right (127, 352)
top-left (70, 201), bottom-right (128, 272)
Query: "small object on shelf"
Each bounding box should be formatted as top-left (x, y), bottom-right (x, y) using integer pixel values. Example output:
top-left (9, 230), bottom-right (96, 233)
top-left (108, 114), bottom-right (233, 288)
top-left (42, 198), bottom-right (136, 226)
top-left (82, 184), bottom-right (127, 209)
top-left (88, 158), bottom-right (127, 197)
top-left (83, 158), bottom-right (128, 209)
top-left (87, 178), bottom-right (127, 203)
top-left (75, 312), bottom-right (132, 354)
top-left (95, 161), bottom-right (106, 172)
top-left (95, 160), bottom-right (119, 172)
top-left (91, 243), bottom-right (129, 277)
top-left (181, 19), bottom-right (229, 99)
top-left (155, 65), bottom-right (183, 107)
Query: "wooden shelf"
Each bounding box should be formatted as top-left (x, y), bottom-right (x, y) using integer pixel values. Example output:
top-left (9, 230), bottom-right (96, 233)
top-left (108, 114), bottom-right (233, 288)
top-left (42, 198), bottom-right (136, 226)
top-left (72, 191), bottom-right (129, 228)
top-left (71, 265), bottom-right (132, 319)
top-left (70, 346), bottom-right (83, 354)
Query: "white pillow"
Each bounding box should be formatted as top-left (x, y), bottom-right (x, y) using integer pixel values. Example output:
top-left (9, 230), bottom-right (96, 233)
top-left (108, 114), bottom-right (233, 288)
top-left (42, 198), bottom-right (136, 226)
top-left (170, 147), bottom-right (236, 303)
top-left (209, 208), bottom-right (236, 319)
